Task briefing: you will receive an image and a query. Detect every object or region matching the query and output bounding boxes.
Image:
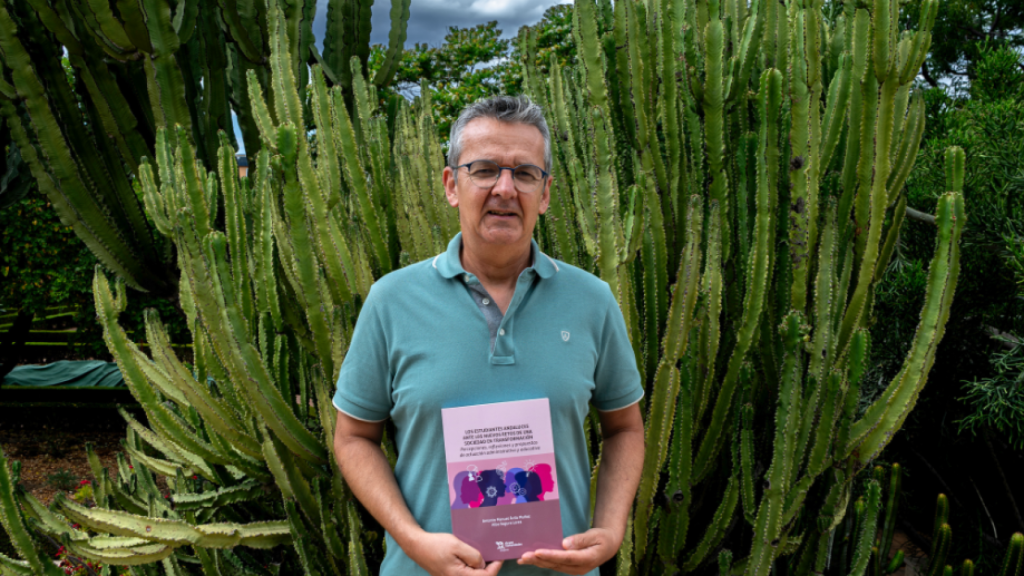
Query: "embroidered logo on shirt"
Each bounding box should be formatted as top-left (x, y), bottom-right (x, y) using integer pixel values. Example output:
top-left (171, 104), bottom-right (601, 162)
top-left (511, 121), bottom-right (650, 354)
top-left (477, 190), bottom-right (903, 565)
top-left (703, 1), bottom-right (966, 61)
top-left (561, 331), bottom-right (570, 342)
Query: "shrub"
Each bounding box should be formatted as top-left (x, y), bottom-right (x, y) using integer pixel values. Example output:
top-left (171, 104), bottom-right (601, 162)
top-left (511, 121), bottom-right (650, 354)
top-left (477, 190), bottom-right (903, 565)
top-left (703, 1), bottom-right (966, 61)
top-left (44, 469), bottom-right (77, 492)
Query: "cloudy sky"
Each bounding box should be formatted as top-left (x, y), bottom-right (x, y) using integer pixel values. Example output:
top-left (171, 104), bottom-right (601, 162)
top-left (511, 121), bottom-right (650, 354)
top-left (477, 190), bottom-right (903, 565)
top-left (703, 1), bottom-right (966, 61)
top-left (237, 0), bottom-right (569, 153)
top-left (312, 0), bottom-right (572, 49)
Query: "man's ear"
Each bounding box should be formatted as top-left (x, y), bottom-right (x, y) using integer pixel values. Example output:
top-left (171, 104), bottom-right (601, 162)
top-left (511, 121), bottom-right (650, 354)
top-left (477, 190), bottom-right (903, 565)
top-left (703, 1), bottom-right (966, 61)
top-left (538, 174), bottom-right (553, 215)
top-left (443, 166), bottom-right (459, 208)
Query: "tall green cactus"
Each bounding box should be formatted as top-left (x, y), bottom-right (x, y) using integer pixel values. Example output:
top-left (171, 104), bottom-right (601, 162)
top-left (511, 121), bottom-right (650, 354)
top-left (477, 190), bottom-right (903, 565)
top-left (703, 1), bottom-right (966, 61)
top-left (0, 0), bottom-right (410, 294)
top-left (0, 0), bottom-right (971, 574)
top-left (0, 0), bottom-right (441, 570)
top-left (519, 0), bottom-right (963, 573)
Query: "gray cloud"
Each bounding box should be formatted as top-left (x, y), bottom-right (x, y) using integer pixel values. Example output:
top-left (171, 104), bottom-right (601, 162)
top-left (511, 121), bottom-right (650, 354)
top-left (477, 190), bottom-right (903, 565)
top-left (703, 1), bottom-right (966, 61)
top-left (312, 0), bottom-right (571, 50)
top-left (239, 0), bottom-right (567, 153)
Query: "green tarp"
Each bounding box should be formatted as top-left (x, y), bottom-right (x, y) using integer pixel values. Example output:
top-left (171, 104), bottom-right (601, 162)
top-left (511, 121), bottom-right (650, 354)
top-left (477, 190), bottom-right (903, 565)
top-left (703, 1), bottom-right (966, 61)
top-left (1, 360), bottom-right (126, 388)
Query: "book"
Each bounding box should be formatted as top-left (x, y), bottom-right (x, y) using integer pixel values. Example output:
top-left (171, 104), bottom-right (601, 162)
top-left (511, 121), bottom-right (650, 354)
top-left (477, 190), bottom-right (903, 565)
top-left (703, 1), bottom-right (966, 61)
top-left (441, 398), bottom-right (564, 561)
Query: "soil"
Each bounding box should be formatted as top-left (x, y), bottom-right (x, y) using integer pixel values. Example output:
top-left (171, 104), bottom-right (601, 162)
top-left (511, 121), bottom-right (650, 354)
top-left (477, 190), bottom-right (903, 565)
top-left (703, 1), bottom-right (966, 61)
top-left (890, 531), bottom-right (930, 576)
top-left (0, 427), bottom-right (123, 505)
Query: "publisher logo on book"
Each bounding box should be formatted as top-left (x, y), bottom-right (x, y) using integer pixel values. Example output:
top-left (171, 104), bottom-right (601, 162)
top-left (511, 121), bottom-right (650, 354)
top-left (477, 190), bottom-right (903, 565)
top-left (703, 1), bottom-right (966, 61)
top-left (495, 541), bottom-right (523, 553)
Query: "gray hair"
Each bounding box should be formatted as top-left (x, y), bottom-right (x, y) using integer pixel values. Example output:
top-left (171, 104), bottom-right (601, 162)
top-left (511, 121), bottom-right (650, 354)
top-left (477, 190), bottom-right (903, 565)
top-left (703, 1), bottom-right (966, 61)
top-left (448, 95), bottom-right (552, 174)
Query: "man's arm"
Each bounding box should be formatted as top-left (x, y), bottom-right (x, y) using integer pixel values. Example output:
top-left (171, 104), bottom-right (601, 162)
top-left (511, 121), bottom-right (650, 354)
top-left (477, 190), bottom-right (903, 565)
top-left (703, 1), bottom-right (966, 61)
top-left (333, 410), bottom-right (503, 576)
top-left (518, 402), bottom-right (645, 574)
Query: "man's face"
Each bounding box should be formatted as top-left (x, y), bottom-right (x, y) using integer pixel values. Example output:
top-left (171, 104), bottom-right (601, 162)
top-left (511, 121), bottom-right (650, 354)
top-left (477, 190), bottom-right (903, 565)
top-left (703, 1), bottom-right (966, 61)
top-left (442, 117), bottom-right (552, 250)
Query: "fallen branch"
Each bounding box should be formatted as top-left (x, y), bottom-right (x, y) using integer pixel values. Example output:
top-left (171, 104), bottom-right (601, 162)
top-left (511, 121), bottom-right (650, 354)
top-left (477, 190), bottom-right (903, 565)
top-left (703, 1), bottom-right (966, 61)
top-left (983, 325), bottom-right (1022, 350)
top-left (906, 206), bottom-right (936, 225)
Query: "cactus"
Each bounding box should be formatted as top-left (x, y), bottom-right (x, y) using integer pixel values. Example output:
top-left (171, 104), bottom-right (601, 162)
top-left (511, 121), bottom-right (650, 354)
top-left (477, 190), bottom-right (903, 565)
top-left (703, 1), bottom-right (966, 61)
top-left (0, 0), bottom-right (969, 574)
top-left (832, 485), bottom-right (1022, 576)
top-left (1002, 534), bottom-right (1024, 576)
top-left (874, 464), bottom-right (904, 576)
top-left (519, 0), bottom-right (963, 573)
top-left (0, 0), bottom-right (410, 294)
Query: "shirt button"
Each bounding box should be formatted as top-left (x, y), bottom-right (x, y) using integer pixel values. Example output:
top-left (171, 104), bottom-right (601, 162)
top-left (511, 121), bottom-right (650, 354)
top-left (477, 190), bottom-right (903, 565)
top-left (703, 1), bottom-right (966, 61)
top-left (499, 329), bottom-right (506, 336)
top-left (464, 275), bottom-right (470, 282)
top-left (482, 298), bottom-right (490, 305)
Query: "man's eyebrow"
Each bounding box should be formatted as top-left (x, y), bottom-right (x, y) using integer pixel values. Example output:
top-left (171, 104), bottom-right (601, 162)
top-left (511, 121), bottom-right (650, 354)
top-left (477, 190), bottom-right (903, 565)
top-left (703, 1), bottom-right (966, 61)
top-left (465, 158), bottom-right (543, 167)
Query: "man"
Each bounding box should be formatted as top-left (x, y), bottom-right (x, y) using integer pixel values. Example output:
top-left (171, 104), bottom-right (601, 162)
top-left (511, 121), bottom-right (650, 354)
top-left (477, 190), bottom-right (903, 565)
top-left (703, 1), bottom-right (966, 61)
top-left (333, 96), bottom-right (645, 576)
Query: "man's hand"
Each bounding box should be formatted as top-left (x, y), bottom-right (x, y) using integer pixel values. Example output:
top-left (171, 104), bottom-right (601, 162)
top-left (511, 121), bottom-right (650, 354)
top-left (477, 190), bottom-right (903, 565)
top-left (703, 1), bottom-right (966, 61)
top-left (407, 532), bottom-right (504, 576)
top-left (335, 414), bottom-right (501, 575)
top-left (516, 528), bottom-right (619, 575)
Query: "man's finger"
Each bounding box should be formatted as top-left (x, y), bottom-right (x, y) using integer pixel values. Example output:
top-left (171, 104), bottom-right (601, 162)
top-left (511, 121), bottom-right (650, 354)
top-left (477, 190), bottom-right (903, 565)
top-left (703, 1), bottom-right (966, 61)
top-left (522, 548), bottom-right (592, 569)
top-left (536, 548), bottom-right (590, 564)
top-left (564, 531), bottom-right (601, 550)
top-left (454, 542), bottom-right (486, 570)
top-left (483, 560), bottom-right (504, 575)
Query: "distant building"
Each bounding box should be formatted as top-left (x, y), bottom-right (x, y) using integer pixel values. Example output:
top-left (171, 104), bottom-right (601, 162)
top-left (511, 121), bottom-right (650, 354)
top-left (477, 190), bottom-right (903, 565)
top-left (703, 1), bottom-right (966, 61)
top-left (236, 154), bottom-right (248, 178)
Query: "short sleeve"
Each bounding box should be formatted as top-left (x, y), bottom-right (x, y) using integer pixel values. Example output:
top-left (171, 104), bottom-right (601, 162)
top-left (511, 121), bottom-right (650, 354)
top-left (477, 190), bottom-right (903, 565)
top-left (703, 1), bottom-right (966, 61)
top-left (591, 287), bottom-right (644, 412)
top-left (333, 288), bottom-right (393, 422)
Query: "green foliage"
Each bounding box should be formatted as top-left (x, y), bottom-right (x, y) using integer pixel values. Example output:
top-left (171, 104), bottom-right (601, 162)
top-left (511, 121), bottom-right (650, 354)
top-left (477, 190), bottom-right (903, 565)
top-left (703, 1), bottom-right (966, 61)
top-left (71, 481), bottom-right (94, 505)
top-left (387, 22), bottom-right (510, 139)
top-left (969, 43), bottom-right (1024, 102)
top-left (957, 344), bottom-right (1024, 449)
top-left (0, 189), bottom-right (93, 319)
top-left (44, 469), bottom-right (78, 492)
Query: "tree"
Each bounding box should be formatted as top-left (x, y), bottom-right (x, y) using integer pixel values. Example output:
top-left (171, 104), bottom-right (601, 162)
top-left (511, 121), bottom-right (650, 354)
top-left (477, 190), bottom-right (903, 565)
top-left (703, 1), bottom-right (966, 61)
top-left (378, 21), bottom-right (510, 141)
top-left (499, 4), bottom-right (577, 95)
top-left (374, 5), bottom-right (579, 143)
top-left (901, 0), bottom-right (1024, 90)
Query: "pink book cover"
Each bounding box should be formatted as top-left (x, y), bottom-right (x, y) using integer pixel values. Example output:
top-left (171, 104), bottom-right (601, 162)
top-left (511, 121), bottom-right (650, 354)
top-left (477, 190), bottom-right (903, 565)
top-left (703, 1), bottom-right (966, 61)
top-left (441, 398), bottom-right (563, 561)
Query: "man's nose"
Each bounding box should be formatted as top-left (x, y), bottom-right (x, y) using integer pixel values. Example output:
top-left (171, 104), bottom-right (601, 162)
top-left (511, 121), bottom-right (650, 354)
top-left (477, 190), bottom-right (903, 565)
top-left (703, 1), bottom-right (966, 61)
top-left (491, 168), bottom-right (517, 198)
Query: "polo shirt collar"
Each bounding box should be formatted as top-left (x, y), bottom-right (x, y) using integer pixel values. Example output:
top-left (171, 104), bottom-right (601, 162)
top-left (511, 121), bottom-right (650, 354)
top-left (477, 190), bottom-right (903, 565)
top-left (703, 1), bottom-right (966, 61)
top-left (433, 232), bottom-right (559, 280)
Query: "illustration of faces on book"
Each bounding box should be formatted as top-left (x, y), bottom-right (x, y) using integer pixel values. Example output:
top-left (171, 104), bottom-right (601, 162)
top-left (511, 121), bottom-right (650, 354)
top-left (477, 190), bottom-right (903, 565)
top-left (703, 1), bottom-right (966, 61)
top-left (450, 459), bottom-right (556, 509)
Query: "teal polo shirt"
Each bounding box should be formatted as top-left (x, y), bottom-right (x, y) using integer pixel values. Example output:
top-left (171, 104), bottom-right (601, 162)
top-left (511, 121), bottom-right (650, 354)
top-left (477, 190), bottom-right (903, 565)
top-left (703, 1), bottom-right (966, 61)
top-left (333, 233), bottom-right (644, 575)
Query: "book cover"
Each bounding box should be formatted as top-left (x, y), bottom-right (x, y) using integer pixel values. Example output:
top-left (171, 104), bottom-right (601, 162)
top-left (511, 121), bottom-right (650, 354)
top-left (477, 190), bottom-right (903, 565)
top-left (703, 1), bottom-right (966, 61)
top-left (441, 398), bottom-right (564, 561)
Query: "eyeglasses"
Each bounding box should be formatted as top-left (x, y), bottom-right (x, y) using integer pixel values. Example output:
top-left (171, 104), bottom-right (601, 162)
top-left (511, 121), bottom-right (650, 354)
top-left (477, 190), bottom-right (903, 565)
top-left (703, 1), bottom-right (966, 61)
top-left (456, 160), bottom-right (549, 193)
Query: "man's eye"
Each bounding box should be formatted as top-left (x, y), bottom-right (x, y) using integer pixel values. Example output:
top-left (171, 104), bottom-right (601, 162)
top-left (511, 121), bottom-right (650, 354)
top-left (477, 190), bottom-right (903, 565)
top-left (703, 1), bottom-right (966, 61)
top-left (515, 172), bottom-right (538, 183)
top-left (472, 168), bottom-right (499, 178)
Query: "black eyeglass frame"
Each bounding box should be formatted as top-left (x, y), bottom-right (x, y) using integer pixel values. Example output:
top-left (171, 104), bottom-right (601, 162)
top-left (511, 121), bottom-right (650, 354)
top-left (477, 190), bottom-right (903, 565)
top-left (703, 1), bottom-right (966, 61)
top-left (454, 160), bottom-right (550, 192)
